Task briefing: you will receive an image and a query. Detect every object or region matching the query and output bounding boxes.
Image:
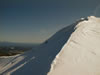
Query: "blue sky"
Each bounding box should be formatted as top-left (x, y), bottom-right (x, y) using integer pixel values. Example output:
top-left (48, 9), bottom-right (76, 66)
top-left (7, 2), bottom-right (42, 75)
top-left (0, 0), bottom-right (100, 43)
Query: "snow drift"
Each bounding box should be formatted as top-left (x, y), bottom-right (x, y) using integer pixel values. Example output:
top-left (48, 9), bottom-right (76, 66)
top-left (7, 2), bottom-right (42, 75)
top-left (0, 16), bottom-right (100, 75)
top-left (48, 16), bottom-right (100, 75)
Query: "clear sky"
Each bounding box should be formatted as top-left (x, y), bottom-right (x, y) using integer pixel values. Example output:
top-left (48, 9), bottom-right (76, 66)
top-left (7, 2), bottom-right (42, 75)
top-left (0, 0), bottom-right (100, 43)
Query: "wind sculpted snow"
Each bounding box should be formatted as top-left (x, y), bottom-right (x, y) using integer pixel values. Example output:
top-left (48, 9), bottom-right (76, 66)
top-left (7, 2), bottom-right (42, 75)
top-left (0, 20), bottom-right (76, 75)
top-left (48, 16), bottom-right (100, 75)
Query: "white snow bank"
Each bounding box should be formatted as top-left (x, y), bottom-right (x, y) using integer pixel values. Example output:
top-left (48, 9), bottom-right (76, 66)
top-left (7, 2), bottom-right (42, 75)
top-left (48, 16), bottom-right (100, 75)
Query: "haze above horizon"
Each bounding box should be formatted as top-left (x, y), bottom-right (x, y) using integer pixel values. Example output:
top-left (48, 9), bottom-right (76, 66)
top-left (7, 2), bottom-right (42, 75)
top-left (0, 0), bottom-right (100, 43)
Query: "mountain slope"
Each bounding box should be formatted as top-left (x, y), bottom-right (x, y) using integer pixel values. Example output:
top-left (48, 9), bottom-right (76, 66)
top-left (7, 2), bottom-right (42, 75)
top-left (0, 16), bottom-right (100, 75)
top-left (0, 19), bottom-right (76, 75)
top-left (48, 16), bottom-right (100, 75)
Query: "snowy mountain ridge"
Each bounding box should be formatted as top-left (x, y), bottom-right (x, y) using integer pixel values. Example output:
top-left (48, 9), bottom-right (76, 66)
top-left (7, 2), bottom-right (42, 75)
top-left (0, 16), bottom-right (100, 75)
top-left (48, 16), bottom-right (100, 75)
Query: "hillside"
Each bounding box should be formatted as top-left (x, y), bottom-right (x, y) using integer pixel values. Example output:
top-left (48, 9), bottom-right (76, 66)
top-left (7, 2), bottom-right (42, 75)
top-left (48, 16), bottom-right (100, 75)
top-left (0, 16), bottom-right (100, 75)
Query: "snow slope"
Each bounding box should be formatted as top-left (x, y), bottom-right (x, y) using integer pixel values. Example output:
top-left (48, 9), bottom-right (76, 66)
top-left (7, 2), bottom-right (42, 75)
top-left (0, 16), bottom-right (100, 75)
top-left (48, 16), bottom-right (100, 75)
top-left (0, 18), bottom-right (75, 75)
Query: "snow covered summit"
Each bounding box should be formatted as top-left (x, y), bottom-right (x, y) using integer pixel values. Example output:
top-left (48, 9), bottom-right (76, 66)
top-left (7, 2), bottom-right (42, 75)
top-left (48, 16), bottom-right (100, 75)
top-left (0, 16), bottom-right (100, 75)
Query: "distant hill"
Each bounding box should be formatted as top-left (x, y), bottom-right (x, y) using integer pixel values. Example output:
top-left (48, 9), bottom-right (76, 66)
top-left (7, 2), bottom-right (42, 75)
top-left (0, 42), bottom-right (39, 47)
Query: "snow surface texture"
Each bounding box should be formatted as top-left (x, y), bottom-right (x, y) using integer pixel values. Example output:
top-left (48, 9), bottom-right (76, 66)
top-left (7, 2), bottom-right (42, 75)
top-left (0, 16), bottom-right (100, 75)
top-left (0, 19), bottom-right (75, 75)
top-left (48, 16), bottom-right (100, 75)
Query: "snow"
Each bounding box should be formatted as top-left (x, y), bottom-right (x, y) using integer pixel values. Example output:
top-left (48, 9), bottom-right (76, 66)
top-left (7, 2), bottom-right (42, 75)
top-left (0, 16), bottom-right (100, 75)
top-left (48, 16), bottom-right (100, 75)
top-left (0, 20), bottom-right (75, 75)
